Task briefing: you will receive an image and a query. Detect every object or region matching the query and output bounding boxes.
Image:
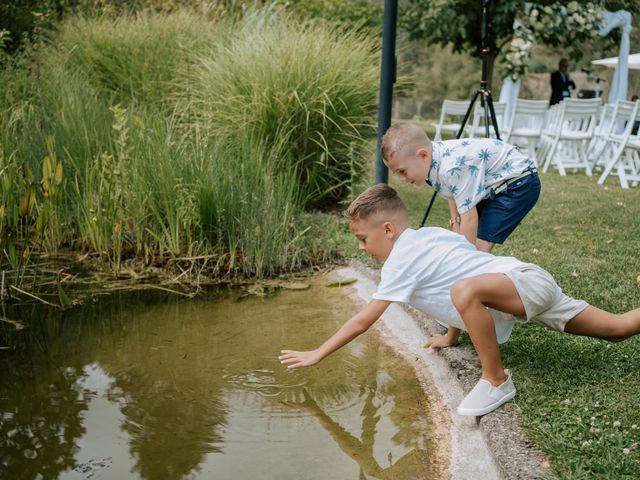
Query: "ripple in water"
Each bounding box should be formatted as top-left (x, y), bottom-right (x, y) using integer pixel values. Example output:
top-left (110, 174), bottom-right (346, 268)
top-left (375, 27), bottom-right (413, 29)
top-left (223, 366), bottom-right (307, 397)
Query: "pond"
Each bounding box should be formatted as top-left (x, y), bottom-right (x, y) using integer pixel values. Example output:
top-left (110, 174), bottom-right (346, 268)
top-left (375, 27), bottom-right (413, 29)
top-left (0, 278), bottom-right (444, 479)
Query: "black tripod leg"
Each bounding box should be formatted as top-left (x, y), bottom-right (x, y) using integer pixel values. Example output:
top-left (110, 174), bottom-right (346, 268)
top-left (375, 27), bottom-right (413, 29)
top-left (482, 94), bottom-right (490, 138)
top-left (485, 92), bottom-right (501, 140)
top-left (420, 191), bottom-right (438, 228)
top-left (456, 90), bottom-right (480, 139)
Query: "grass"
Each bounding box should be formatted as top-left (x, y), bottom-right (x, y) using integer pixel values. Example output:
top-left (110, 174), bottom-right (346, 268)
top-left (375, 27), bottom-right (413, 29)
top-left (184, 9), bottom-right (378, 208)
top-left (373, 169), bottom-right (640, 479)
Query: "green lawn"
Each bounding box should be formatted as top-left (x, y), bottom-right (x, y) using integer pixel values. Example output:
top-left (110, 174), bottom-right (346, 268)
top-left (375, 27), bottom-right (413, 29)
top-left (350, 168), bottom-right (640, 478)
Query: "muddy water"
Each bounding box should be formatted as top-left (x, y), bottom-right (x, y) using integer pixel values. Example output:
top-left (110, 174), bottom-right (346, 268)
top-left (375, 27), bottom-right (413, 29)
top-left (0, 280), bottom-right (442, 479)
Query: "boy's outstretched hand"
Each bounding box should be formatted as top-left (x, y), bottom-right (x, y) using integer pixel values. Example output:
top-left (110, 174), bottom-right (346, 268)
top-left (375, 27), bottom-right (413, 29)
top-left (279, 349), bottom-right (322, 369)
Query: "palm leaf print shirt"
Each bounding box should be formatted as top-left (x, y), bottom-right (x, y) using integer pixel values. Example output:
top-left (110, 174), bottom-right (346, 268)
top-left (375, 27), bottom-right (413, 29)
top-left (427, 138), bottom-right (534, 214)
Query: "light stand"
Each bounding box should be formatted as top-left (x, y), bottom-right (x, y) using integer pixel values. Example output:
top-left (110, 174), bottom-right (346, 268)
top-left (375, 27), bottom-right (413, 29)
top-left (420, 0), bottom-right (501, 227)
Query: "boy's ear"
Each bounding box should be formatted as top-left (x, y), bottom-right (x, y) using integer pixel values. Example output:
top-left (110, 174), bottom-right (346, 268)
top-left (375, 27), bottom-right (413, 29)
top-left (416, 147), bottom-right (430, 160)
top-left (383, 221), bottom-right (394, 237)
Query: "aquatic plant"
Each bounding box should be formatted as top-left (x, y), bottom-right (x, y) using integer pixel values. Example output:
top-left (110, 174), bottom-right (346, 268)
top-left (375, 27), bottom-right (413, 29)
top-left (0, 8), bottom-right (377, 286)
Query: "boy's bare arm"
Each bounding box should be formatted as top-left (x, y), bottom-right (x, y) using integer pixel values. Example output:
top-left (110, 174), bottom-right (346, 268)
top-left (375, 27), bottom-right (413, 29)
top-left (459, 207), bottom-right (479, 246)
top-left (279, 300), bottom-right (391, 369)
top-left (448, 200), bottom-right (461, 234)
top-left (425, 326), bottom-right (461, 349)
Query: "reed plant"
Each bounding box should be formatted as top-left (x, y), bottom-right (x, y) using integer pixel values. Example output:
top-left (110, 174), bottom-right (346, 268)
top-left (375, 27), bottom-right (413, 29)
top-left (0, 7), bottom-right (378, 285)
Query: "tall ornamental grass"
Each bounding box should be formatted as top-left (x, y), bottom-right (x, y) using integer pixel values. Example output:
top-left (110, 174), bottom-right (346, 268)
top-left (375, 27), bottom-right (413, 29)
top-left (0, 9), bottom-right (378, 279)
top-left (54, 12), bottom-right (225, 110)
top-left (186, 10), bottom-right (379, 208)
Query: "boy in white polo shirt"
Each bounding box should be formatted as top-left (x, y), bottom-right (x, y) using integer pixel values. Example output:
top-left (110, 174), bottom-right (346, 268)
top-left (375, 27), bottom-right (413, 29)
top-left (279, 184), bottom-right (640, 416)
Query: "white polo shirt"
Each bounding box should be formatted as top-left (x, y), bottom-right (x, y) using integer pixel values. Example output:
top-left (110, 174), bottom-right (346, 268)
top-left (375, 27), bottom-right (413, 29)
top-left (372, 227), bottom-right (525, 343)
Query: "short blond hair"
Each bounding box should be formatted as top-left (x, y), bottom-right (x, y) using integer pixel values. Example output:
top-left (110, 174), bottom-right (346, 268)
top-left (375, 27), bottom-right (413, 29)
top-left (344, 184), bottom-right (407, 221)
top-left (380, 123), bottom-right (431, 162)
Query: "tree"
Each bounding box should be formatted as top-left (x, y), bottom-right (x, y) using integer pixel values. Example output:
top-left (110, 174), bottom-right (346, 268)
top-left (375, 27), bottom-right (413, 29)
top-left (400, 0), bottom-right (640, 88)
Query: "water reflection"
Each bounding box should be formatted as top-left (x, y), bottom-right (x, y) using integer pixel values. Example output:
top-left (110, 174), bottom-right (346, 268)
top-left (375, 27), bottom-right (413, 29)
top-left (0, 284), bottom-right (441, 479)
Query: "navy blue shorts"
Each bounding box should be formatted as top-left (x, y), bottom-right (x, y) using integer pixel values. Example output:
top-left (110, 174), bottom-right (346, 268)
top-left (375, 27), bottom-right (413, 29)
top-left (476, 172), bottom-right (541, 244)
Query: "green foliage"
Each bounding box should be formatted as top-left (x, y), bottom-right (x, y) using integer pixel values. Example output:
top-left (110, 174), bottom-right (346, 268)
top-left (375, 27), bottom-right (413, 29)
top-left (400, 0), bottom-right (640, 85)
top-left (0, 8), bottom-right (378, 279)
top-left (185, 10), bottom-right (379, 208)
top-left (281, 0), bottom-right (382, 32)
top-left (56, 12), bottom-right (224, 109)
top-left (401, 0), bottom-right (517, 57)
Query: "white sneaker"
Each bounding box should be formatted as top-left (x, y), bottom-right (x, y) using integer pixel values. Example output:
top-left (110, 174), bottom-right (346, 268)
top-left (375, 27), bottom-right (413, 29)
top-left (457, 369), bottom-right (516, 416)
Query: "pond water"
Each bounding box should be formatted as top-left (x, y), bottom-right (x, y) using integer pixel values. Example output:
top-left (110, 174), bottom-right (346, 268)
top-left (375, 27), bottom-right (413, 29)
top-left (0, 279), bottom-right (442, 479)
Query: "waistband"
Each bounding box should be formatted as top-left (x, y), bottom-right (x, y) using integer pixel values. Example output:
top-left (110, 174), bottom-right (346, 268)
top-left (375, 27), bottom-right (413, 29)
top-left (491, 167), bottom-right (537, 196)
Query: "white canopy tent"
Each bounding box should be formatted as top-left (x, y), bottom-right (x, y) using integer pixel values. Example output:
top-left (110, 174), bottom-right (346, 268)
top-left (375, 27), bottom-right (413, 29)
top-left (592, 53), bottom-right (640, 70)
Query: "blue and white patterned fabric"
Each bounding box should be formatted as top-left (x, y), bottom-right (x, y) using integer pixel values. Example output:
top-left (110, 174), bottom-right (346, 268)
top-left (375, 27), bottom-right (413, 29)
top-left (427, 138), bottom-right (534, 214)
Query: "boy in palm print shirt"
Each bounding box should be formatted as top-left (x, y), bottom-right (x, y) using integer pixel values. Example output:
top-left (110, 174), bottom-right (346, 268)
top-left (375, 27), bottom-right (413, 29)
top-left (381, 122), bottom-right (540, 348)
top-left (382, 123), bottom-right (539, 252)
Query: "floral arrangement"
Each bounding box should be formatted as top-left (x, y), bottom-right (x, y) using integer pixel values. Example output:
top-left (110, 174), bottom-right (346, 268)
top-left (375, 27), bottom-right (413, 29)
top-left (503, 2), bottom-right (604, 81)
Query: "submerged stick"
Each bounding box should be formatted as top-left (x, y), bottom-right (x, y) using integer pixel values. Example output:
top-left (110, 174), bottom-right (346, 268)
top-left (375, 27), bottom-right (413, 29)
top-left (9, 285), bottom-right (57, 307)
top-left (142, 284), bottom-right (196, 298)
top-left (0, 317), bottom-right (25, 330)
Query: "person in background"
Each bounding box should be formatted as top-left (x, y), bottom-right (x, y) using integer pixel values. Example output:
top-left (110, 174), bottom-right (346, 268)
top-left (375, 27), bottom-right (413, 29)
top-left (550, 58), bottom-right (576, 106)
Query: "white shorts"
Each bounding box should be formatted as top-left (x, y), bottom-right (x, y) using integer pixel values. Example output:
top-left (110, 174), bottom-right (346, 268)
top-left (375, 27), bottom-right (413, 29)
top-left (505, 263), bottom-right (589, 332)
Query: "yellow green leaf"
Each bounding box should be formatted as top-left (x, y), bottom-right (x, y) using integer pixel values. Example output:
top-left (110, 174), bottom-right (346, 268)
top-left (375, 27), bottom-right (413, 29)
top-left (36, 208), bottom-right (47, 232)
top-left (27, 186), bottom-right (36, 215)
top-left (42, 155), bottom-right (52, 180)
top-left (57, 280), bottom-right (72, 309)
top-left (54, 161), bottom-right (63, 184)
top-left (2, 174), bottom-right (10, 192)
top-left (24, 165), bottom-right (34, 183)
top-left (18, 191), bottom-right (29, 216)
top-left (132, 115), bottom-right (145, 130)
top-left (40, 177), bottom-right (50, 197)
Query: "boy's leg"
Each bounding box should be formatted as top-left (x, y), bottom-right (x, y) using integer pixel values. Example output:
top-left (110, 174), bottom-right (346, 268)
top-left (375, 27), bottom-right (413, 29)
top-left (476, 238), bottom-right (494, 252)
top-left (564, 305), bottom-right (640, 342)
top-left (450, 273), bottom-right (526, 386)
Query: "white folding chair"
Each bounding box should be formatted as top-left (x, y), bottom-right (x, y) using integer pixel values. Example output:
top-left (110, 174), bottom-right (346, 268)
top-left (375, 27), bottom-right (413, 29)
top-left (597, 100), bottom-right (640, 188)
top-left (587, 103), bottom-right (616, 170)
top-left (537, 102), bottom-right (562, 165)
top-left (431, 100), bottom-right (470, 141)
top-left (540, 98), bottom-right (601, 176)
top-left (466, 101), bottom-right (506, 138)
top-left (503, 99), bottom-right (548, 167)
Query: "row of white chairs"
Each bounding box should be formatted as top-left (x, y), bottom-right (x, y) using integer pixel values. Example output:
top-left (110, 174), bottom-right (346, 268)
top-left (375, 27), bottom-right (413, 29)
top-left (431, 98), bottom-right (640, 188)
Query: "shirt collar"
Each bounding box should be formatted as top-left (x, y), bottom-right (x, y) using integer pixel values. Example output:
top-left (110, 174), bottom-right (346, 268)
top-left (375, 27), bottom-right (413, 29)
top-left (393, 228), bottom-right (414, 250)
top-left (425, 142), bottom-right (441, 186)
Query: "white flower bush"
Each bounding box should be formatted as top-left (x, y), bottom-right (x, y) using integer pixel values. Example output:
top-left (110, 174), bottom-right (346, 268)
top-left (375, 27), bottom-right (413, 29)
top-left (503, 2), bottom-right (604, 81)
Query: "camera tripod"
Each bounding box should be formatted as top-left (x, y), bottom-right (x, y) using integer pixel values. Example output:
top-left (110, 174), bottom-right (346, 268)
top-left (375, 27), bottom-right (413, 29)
top-left (420, 0), bottom-right (501, 227)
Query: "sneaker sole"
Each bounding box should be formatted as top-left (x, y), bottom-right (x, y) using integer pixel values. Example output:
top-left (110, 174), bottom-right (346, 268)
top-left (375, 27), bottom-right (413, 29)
top-left (456, 389), bottom-right (516, 417)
